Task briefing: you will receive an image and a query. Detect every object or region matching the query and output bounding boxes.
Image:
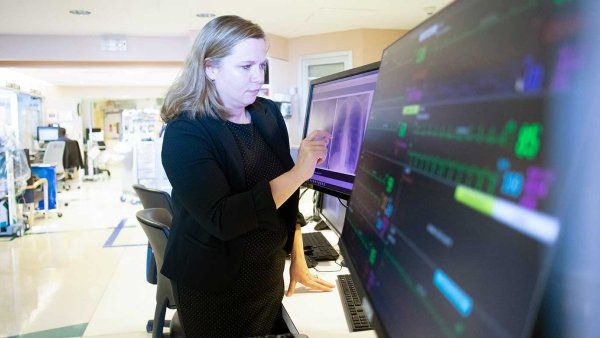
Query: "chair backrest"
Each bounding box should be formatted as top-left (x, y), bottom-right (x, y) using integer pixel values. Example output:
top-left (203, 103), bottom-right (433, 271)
top-left (43, 141), bottom-right (66, 174)
top-left (136, 208), bottom-right (176, 308)
top-left (132, 184), bottom-right (174, 216)
top-left (63, 140), bottom-right (84, 169)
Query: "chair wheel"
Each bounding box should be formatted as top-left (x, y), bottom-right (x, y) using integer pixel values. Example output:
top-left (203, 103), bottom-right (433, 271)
top-left (146, 319), bottom-right (153, 333)
top-left (58, 213), bottom-right (63, 217)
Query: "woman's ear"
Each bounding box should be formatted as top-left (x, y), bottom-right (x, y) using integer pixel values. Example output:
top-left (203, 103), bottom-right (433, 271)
top-left (204, 58), bottom-right (218, 81)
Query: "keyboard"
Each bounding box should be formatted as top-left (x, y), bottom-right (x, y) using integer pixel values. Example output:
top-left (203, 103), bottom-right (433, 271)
top-left (337, 274), bottom-right (373, 332)
top-left (302, 232), bottom-right (340, 261)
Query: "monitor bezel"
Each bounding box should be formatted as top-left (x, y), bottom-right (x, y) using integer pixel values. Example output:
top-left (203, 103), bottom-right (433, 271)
top-left (301, 61), bottom-right (381, 200)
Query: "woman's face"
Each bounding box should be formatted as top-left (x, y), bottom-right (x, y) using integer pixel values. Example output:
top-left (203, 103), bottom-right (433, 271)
top-left (206, 38), bottom-right (267, 111)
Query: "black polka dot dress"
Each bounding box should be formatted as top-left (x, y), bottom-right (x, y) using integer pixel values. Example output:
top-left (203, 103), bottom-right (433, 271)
top-left (176, 118), bottom-right (289, 337)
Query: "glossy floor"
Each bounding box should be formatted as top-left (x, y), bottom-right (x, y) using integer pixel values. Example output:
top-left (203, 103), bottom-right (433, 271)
top-left (0, 166), bottom-right (174, 337)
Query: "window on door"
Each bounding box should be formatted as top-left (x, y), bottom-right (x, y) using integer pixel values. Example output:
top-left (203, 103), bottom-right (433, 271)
top-left (299, 51), bottom-right (352, 137)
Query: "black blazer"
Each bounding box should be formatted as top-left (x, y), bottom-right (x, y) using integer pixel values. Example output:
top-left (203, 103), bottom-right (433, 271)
top-left (161, 97), bottom-right (302, 293)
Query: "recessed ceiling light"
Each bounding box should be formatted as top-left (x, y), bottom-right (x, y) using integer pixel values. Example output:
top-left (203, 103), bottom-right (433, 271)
top-left (196, 13), bottom-right (216, 18)
top-left (69, 9), bottom-right (91, 16)
top-left (424, 6), bottom-right (436, 16)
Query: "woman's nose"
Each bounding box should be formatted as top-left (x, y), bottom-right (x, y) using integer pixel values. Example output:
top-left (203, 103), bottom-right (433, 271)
top-left (251, 67), bottom-right (264, 83)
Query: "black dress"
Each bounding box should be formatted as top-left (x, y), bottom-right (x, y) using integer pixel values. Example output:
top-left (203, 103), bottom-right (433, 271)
top-left (177, 119), bottom-right (289, 337)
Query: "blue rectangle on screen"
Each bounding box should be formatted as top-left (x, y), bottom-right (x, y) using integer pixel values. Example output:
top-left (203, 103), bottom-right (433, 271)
top-left (433, 269), bottom-right (473, 317)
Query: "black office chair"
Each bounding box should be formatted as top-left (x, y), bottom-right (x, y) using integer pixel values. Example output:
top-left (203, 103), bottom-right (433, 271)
top-left (62, 139), bottom-right (84, 190)
top-left (132, 184), bottom-right (174, 284)
top-left (132, 184), bottom-right (174, 215)
top-left (136, 208), bottom-right (185, 338)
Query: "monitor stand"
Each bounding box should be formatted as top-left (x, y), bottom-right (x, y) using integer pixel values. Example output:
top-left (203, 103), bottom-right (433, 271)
top-left (314, 220), bottom-right (328, 231)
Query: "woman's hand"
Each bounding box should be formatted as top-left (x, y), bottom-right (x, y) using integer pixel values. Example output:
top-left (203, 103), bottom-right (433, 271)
top-left (292, 130), bottom-right (332, 182)
top-left (286, 223), bottom-right (335, 297)
top-left (286, 255), bottom-right (335, 297)
top-left (269, 130), bottom-right (331, 208)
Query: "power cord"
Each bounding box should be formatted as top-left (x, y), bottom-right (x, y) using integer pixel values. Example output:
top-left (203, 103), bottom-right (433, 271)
top-left (313, 264), bottom-right (343, 273)
top-left (299, 187), bottom-right (309, 199)
top-left (311, 257), bottom-right (344, 273)
top-left (337, 197), bottom-right (348, 208)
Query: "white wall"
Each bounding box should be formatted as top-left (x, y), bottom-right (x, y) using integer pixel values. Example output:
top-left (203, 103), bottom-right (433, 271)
top-left (0, 35), bottom-right (188, 62)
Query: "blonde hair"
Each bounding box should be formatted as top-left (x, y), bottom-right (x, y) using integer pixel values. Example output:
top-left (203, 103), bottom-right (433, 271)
top-left (161, 16), bottom-right (265, 122)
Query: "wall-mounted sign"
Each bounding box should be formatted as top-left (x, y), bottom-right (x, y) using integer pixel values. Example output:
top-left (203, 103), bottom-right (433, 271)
top-left (101, 36), bottom-right (127, 52)
top-left (5, 82), bottom-right (20, 90)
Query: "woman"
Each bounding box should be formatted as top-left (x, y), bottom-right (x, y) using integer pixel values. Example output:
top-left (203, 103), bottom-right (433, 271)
top-left (160, 15), bottom-right (335, 337)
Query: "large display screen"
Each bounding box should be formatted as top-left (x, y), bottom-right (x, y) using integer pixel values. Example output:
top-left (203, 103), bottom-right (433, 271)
top-left (339, 0), bottom-right (597, 337)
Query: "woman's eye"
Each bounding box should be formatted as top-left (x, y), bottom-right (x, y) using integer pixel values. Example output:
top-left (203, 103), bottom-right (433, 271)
top-left (241, 65), bottom-right (251, 70)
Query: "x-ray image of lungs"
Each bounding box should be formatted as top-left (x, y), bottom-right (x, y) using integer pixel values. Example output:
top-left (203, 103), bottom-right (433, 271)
top-left (328, 93), bottom-right (372, 175)
top-left (307, 99), bottom-right (337, 168)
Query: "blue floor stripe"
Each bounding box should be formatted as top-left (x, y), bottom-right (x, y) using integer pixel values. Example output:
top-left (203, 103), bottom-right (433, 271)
top-left (105, 243), bottom-right (147, 248)
top-left (103, 218), bottom-right (128, 248)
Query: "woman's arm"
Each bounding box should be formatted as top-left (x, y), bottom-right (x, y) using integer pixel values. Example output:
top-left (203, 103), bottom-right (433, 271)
top-left (269, 168), bottom-right (304, 209)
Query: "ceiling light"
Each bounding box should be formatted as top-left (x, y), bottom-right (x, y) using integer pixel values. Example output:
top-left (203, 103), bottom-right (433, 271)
top-left (69, 9), bottom-right (91, 16)
top-left (424, 6), bottom-right (436, 16)
top-left (196, 13), bottom-right (216, 18)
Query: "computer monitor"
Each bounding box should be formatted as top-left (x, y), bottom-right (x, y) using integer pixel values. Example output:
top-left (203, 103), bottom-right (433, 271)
top-left (85, 128), bottom-right (101, 141)
top-left (318, 193), bottom-right (346, 237)
top-left (337, 0), bottom-right (596, 336)
top-left (90, 131), bottom-right (105, 142)
top-left (37, 126), bottom-right (59, 142)
top-left (302, 62), bottom-right (380, 199)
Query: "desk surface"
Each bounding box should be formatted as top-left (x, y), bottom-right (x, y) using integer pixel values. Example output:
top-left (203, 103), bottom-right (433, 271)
top-left (282, 223), bottom-right (377, 338)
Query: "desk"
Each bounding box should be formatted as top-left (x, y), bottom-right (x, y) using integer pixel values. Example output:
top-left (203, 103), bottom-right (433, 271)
top-left (282, 223), bottom-right (377, 338)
